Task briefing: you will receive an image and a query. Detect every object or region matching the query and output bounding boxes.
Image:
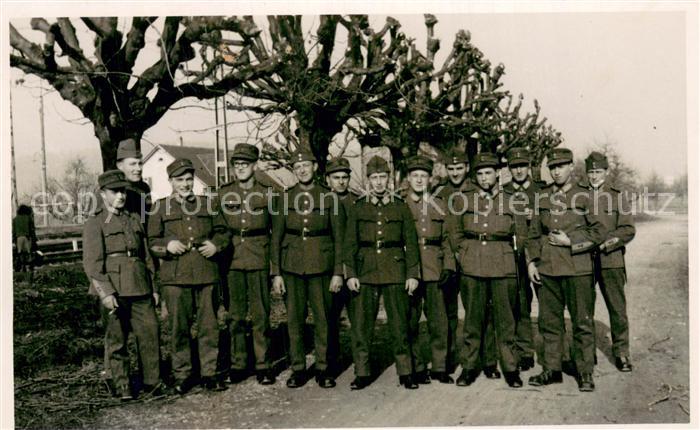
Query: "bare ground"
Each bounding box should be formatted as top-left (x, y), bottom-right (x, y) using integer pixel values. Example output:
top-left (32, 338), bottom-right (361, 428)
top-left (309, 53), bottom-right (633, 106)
top-left (83, 214), bottom-right (691, 427)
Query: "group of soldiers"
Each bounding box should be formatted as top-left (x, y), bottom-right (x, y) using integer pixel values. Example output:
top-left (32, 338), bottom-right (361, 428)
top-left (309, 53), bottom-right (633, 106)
top-left (82, 138), bottom-right (635, 400)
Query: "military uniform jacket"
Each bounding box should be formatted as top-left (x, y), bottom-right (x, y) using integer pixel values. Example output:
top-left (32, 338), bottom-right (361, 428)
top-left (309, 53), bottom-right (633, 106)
top-left (125, 180), bottom-right (151, 220)
top-left (525, 182), bottom-right (608, 276)
top-left (218, 180), bottom-right (275, 271)
top-left (503, 180), bottom-right (544, 253)
top-left (344, 194), bottom-right (421, 284)
top-left (82, 207), bottom-right (154, 298)
top-left (406, 194), bottom-right (456, 282)
top-left (435, 179), bottom-right (477, 202)
top-left (447, 188), bottom-right (524, 278)
top-left (147, 194), bottom-right (230, 286)
top-left (270, 183), bottom-right (345, 276)
top-left (581, 180), bottom-right (635, 269)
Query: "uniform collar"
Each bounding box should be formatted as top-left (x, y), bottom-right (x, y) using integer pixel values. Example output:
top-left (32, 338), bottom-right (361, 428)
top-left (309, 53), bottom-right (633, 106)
top-left (409, 191), bottom-right (425, 203)
top-left (370, 192), bottom-right (392, 206)
top-left (172, 192), bottom-right (197, 204)
top-left (478, 187), bottom-right (499, 200)
top-left (553, 182), bottom-right (572, 195)
top-left (511, 180), bottom-right (531, 191)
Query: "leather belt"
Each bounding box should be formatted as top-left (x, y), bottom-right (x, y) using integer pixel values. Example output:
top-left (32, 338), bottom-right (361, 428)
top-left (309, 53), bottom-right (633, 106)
top-left (359, 240), bottom-right (403, 249)
top-left (420, 237), bottom-right (442, 247)
top-left (106, 250), bottom-right (139, 257)
top-left (231, 227), bottom-right (268, 237)
top-left (463, 231), bottom-right (513, 242)
top-left (285, 227), bottom-right (330, 238)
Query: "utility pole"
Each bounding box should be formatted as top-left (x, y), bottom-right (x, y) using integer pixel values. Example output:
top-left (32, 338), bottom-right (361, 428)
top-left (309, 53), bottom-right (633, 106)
top-left (214, 97), bottom-right (221, 189)
top-left (39, 85), bottom-right (49, 227)
top-left (9, 83), bottom-right (18, 215)
top-left (221, 66), bottom-right (230, 183)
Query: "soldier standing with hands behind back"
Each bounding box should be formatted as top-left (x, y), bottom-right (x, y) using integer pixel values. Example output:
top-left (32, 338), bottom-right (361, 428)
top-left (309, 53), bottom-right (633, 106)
top-left (148, 158), bottom-right (230, 394)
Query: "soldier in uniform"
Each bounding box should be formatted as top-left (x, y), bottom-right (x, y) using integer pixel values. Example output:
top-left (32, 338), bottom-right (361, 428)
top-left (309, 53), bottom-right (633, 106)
top-left (82, 170), bottom-right (164, 400)
top-left (448, 153), bottom-right (524, 388)
top-left (526, 147), bottom-right (607, 392)
top-left (325, 157), bottom-right (357, 376)
top-left (218, 144), bottom-right (276, 385)
top-left (436, 149), bottom-right (499, 379)
top-left (270, 149), bottom-right (345, 389)
top-left (148, 158), bottom-right (230, 393)
top-left (583, 151), bottom-right (636, 372)
top-left (405, 155), bottom-right (456, 384)
top-left (502, 147), bottom-right (541, 371)
top-left (115, 138), bottom-right (151, 221)
top-left (344, 155), bottom-right (422, 390)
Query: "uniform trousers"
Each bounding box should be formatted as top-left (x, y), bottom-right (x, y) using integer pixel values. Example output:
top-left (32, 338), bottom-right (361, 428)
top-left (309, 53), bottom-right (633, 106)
top-left (349, 283), bottom-right (413, 377)
top-left (513, 254), bottom-right (535, 360)
top-left (227, 269), bottom-right (271, 371)
top-left (327, 285), bottom-right (353, 372)
top-left (163, 284), bottom-right (219, 381)
top-left (409, 281), bottom-right (449, 373)
top-left (595, 267), bottom-right (629, 357)
top-left (283, 272), bottom-right (332, 372)
top-left (101, 295), bottom-right (160, 388)
top-left (460, 275), bottom-right (519, 373)
top-left (539, 275), bottom-right (596, 374)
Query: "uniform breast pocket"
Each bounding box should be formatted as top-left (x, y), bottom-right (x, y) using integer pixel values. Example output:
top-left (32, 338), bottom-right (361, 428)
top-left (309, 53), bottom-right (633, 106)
top-left (382, 211), bottom-right (403, 240)
top-left (162, 213), bottom-right (183, 236)
top-left (195, 213), bottom-right (213, 234)
top-left (102, 222), bottom-right (125, 251)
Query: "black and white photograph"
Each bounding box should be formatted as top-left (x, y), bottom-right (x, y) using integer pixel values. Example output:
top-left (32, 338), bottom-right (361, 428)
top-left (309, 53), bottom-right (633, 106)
top-left (1, 1), bottom-right (698, 428)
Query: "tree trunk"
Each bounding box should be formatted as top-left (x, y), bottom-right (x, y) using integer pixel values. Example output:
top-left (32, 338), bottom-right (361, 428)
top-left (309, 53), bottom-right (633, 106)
top-left (94, 120), bottom-right (144, 171)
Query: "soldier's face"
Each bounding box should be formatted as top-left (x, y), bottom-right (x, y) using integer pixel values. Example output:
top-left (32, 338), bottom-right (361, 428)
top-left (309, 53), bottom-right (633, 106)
top-left (116, 157), bottom-right (143, 182)
top-left (407, 170), bottom-right (430, 194)
top-left (293, 161), bottom-right (317, 184)
top-left (587, 168), bottom-right (607, 187)
top-left (476, 168), bottom-right (497, 191)
top-left (509, 164), bottom-right (530, 183)
top-left (233, 160), bottom-right (255, 182)
top-left (101, 188), bottom-right (126, 210)
top-left (446, 163), bottom-right (467, 185)
top-left (327, 171), bottom-right (350, 194)
top-left (368, 172), bottom-right (389, 194)
top-left (550, 162), bottom-right (573, 186)
top-left (170, 172), bottom-right (194, 198)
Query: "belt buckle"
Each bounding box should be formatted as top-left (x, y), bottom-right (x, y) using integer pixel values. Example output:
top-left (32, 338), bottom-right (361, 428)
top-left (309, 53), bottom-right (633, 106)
top-left (126, 250), bottom-right (132, 257)
top-left (376, 239), bottom-right (383, 249)
top-left (478, 233), bottom-right (486, 241)
top-left (420, 237), bottom-right (426, 246)
top-left (302, 227), bottom-right (308, 240)
top-left (240, 227), bottom-right (248, 238)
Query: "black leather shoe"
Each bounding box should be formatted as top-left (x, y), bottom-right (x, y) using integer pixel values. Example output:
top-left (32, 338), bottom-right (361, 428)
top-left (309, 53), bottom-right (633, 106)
top-left (504, 371), bottom-right (523, 388)
top-left (528, 369), bottom-right (563, 386)
top-left (203, 376), bottom-right (228, 392)
top-left (117, 384), bottom-right (134, 401)
top-left (141, 382), bottom-right (169, 397)
top-left (399, 375), bottom-right (419, 389)
top-left (174, 377), bottom-right (197, 395)
top-left (315, 371), bottom-right (336, 389)
top-left (229, 368), bottom-right (250, 384)
top-left (562, 360), bottom-right (577, 377)
top-left (430, 371), bottom-right (455, 384)
top-left (413, 369), bottom-right (431, 384)
top-left (257, 370), bottom-right (276, 385)
top-left (577, 372), bottom-right (595, 392)
top-left (615, 356), bottom-right (633, 372)
top-left (518, 356), bottom-right (535, 371)
top-left (350, 376), bottom-right (372, 390)
top-left (286, 371), bottom-right (307, 388)
top-left (483, 365), bottom-right (501, 379)
top-left (455, 369), bottom-right (478, 387)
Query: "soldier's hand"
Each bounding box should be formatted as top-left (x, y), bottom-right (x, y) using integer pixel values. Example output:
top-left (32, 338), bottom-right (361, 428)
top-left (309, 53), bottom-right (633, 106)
top-left (152, 293), bottom-right (160, 307)
top-left (528, 262), bottom-right (541, 284)
top-left (405, 278), bottom-right (419, 296)
top-left (160, 300), bottom-right (169, 320)
top-left (548, 230), bottom-right (571, 247)
top-left (167, 240), bottom-right (188, 255)
top-left (347, 277), bottom-right (361, 292)
top-left (272, 276), bottom-right (286, 295)
top-left (525, 207), bottom-right (533, 221)
top-left (198, 240), bottom-right (218, 258)
top-left (101, 294), bottom-right (119, 311)
top-left (329, 275), bottom-right (344, 293)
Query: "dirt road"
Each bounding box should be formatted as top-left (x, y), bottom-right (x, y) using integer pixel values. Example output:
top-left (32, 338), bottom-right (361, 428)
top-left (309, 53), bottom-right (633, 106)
top-left (95, 214), bottom-right (690, 428)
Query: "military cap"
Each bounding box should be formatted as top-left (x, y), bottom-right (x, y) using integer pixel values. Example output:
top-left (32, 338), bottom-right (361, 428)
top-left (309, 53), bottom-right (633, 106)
top-left (98, 169), bottom-right (129, 190)
top-left (506, 147), bottom-right (530, 167)
top-left (405, 155), bottom-right (434, 173)
top-left (472, 152), bottom-right (500, 171)
top-left (546, 147), bottom-right (574, 167)
top-left (443, 148), bottom-right (469, 166)
top-left (366, 155), bottom-right (390, 176)
top-left (230, 143), bottom-right (259, 163)
top-left (289, 148), bottom-right (316, 165)
top-left (326, 157), bottom-right (352, 174)
top-left (167, 158), bottom-right (195, 178)
top-left (116, 138), bottom-right (142, 161)
top-left (585, 151), bottom-right (608, 171)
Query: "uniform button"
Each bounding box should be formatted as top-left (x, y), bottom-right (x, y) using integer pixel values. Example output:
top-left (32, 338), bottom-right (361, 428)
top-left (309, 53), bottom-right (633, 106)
top-left (304, 219), bottom-right (308, 223)
top-left (377, 249), bottom-right (382, 254)
top-left (377, 221), bottom-right (382, 225)
top-left (422, 228), bottom-right (426, 232)
top-left (303, 237), bottom-right (307, 241)
top-left (241, 238), bottom-right (246, 243)
top-left (378, 212), bottom-right (382, 216)
top-left (242, 219), bottom-right (246, 223)
top-left (378, 231), bottom-right (382, 235)
top-left (482, 241), bottom-right (487, 246)
top-left (423, 246), bottom-right (427, 250)
top-left (190, 237), bottom-right (194, 241)
top-left (188, 226), bottom-right (192, 230)
top-left (187, 217), bottom-right (191, 221)
top-left (483, 223), bottom-right (488, 227)
top-left (554, 219), bottom-right (558, 223)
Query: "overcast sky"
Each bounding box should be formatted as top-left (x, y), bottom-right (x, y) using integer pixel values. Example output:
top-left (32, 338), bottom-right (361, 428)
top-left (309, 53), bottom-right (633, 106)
top-left (6, 8), bottom-right (692, 197)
